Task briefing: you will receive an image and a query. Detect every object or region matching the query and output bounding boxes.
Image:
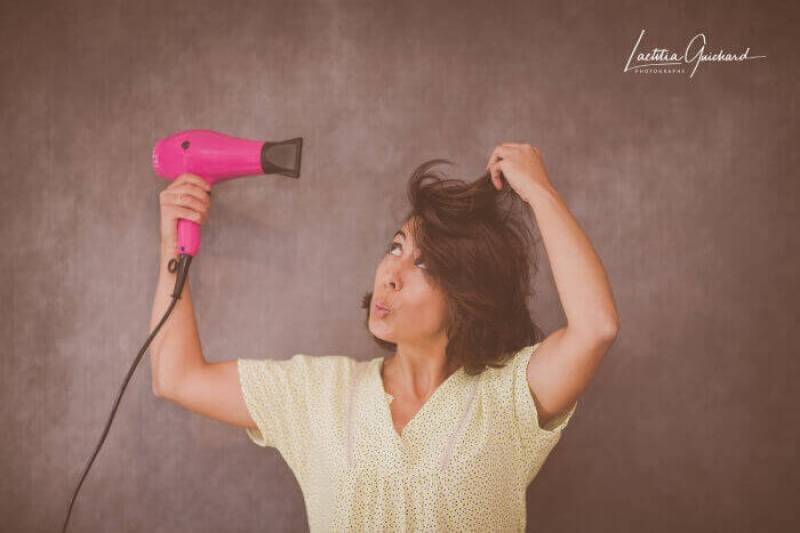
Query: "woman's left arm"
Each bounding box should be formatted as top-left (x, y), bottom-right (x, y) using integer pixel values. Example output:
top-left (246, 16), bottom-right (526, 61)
top-left (487, 143), bottom-right (619, 425)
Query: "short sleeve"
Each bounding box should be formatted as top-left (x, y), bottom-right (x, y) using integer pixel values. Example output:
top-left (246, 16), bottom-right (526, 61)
top-left (507, 342), bottom-right (578, 482)
top-left (237, 354), bottom-right (319, 476)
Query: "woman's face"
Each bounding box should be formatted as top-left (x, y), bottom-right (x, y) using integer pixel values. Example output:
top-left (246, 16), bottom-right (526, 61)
top-left (369, 219), bottom-right (449, 346)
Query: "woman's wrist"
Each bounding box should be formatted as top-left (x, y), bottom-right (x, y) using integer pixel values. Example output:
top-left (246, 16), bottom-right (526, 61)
top-left (520, 179), bottom-right (559, 208)
top-left (160, 241), bottom-right (177, 259)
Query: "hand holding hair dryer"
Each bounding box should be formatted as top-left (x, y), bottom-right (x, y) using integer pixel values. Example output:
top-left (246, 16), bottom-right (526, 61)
top-left (151, 128), bottom-right (303, 299)
top-left (152, 129), bottom-right (303, 257)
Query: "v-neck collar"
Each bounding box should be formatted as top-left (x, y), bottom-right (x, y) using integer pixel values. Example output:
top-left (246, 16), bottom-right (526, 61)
top-left (372, 356), bottom-right (465, 445)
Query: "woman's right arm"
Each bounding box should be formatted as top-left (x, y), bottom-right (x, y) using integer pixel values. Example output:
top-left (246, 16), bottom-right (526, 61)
top-left (149, 174), bottom-right (255, 430)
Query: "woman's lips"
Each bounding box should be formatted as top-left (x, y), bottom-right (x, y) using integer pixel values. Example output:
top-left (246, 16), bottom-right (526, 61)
top-left (374, 303), bottom-right (390, 318)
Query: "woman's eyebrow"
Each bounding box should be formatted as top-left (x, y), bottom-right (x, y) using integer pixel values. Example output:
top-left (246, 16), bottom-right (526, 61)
top-left (393, 230), bottom-right (416, 249)
top-left (392, 230), bottom-right (421, 258)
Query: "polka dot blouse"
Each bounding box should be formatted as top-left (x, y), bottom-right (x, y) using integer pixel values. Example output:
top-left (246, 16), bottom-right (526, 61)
top-left (237, 342), bottom-right (578, 531)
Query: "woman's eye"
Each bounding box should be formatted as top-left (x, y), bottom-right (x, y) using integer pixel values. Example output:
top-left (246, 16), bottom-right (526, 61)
top-left (386, 242), bottom-right (426, 269)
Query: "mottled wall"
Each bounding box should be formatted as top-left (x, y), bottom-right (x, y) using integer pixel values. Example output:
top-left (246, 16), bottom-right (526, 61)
top-left (1, 0), bottom-right (797, 531)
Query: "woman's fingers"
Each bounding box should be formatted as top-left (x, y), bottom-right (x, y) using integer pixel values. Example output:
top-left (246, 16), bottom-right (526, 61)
top-left (487, 144), bottom-right (516, 169)
top-left (160, 181), bottom-right (212, 224)
top-left (488, 161), bottom-right (504, 190)
top-left (175, 173), bottom-right (212, 193)
top-left (170, 185), bottom-right (210, 206)
top-left (172, 190), bottom-right (210, 216)
top-left (170, 175), bottom-right (212, 205)
top-left (173, 205), bottom-right (205, 224)
top-left (158, 176), bottom-right (213, 246)
top-left (158, 195), bottom-right (208, 224)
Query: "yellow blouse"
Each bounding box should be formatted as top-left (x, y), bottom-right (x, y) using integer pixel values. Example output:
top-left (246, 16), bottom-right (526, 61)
top-left (237, 342), bottom-right (577, 532)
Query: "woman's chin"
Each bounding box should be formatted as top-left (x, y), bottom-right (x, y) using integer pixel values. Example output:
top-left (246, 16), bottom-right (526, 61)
top-left (369, 322), bottom-right (394, 342)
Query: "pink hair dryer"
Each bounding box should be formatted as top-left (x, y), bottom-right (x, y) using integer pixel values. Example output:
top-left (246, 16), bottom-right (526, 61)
top-left (152, 128), bottom-right (303, 257)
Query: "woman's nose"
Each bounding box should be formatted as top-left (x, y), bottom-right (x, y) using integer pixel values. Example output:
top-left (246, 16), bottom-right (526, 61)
top-left (384, 268), bottom-right (401, 290)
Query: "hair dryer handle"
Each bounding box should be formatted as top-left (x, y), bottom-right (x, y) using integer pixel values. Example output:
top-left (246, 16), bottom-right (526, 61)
top-left (177, 217), bottom-right (201, 256)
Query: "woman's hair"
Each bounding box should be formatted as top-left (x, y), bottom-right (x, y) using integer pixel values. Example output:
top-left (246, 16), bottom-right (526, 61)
top-left (361, 158), bottom-right (546, 376)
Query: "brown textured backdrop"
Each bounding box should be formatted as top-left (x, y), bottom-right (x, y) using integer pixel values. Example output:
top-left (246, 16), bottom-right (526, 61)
top-left (1, 0), bottom-right (797, 531)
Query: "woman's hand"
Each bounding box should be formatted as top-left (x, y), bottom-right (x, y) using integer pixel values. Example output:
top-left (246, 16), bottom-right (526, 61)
top-left (159, 173), bottom-right (213, 251)
top-left (486, 143), bottom-right (552, 203)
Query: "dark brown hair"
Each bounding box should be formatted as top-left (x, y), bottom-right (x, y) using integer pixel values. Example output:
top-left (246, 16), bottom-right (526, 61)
top-left (361, 158), bottom-right (545, 376)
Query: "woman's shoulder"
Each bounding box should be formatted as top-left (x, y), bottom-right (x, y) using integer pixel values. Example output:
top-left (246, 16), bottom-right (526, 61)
top-left (476, 343), bottom-right (542, 392)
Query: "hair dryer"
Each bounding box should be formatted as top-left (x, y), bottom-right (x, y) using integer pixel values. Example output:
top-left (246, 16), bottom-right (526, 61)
top-left (152, 129), bottom-right (303, 258)
top-left (151, 129), bottom-right (303, 300)
top-left (61, 129), bottom-right (303, 533)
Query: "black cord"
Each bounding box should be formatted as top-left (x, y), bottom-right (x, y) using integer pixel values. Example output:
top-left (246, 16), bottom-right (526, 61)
top-left (61, 253), bottom-right (193, 533)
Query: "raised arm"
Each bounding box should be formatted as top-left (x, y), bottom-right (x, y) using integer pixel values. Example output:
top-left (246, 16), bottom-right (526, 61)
top-left (149, 174), bottom-right (254, 430)
top-left (487, 144), bottom-right (619, 427)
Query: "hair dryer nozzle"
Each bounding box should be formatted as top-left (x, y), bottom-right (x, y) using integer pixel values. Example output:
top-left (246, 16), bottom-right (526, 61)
top-left (261, 137), bottom-right (303, 179)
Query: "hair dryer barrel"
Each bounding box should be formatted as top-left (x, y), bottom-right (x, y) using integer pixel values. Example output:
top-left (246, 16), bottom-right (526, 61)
top-left (151, 129), bottom-right (303, 256)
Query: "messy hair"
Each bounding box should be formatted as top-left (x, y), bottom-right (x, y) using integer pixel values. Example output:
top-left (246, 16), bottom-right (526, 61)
top-left (361, 158), bottom-right (546, 376)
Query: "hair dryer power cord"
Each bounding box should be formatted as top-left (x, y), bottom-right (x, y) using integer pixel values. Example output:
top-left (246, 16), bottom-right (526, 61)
top-left (61, 252), bottom-right (193, 533)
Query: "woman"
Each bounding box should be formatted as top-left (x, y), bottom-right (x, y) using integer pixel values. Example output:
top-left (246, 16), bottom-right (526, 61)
top-left (149, 143), bottom-right (619, 531)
